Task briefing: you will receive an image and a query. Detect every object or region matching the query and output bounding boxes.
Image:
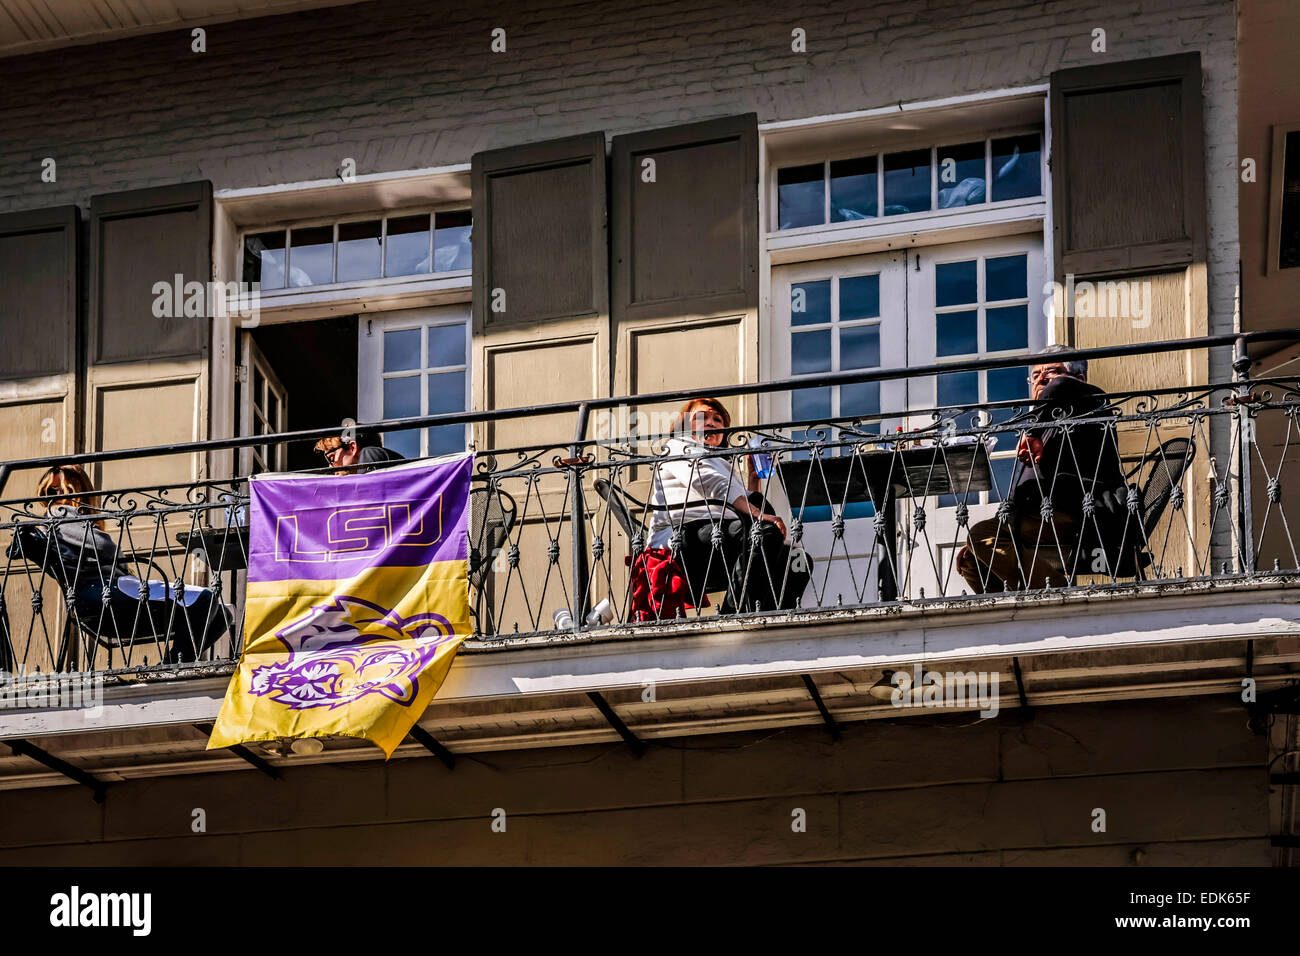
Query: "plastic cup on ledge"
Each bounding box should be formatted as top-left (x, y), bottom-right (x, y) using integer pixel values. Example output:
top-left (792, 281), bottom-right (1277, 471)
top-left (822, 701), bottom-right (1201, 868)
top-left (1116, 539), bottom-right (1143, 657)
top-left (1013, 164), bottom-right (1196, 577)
top-left (585, 598), bottom-right (615, 626)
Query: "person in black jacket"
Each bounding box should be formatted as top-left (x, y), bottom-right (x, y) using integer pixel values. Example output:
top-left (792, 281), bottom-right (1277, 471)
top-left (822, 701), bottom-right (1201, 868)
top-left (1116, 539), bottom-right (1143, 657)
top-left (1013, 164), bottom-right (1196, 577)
top-left (956, 347), bottom-right (1128, 592)
top-left (314, 425), bottom-right (406, 475)
top-left (3, 465), bottom-right (231, 668)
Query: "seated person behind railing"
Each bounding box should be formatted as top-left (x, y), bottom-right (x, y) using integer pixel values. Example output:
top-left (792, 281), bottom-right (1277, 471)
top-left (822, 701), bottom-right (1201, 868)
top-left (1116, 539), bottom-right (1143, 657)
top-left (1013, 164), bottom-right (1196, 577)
top-left (957, 347), bottom-right (1128, 592)
top-left (4, 465), bottom-right (230, 665)
top-left (649, 398), bottom-right (810, 613)
top-left (314, 425), bottom-right (406, 475)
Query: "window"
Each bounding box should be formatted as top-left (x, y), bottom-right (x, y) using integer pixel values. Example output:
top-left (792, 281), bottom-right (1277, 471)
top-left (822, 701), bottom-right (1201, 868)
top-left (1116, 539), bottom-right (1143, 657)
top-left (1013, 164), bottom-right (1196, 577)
top-left (929, 252), bottom-right (1033, 506)
top-left (774, 133), bottom-right (1042, 230)
top-left (359, 306), bottom-right (471, 460)
top-left (243, 210), bottom-right (473, 289)
top-left (774, 253), bottom-right (909, 523)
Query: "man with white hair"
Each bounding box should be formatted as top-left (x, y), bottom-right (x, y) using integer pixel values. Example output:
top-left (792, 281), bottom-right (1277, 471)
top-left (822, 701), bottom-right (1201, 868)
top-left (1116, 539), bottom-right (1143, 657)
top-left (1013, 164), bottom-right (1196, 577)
top-left (956, 345), bottom-right (1128, 593)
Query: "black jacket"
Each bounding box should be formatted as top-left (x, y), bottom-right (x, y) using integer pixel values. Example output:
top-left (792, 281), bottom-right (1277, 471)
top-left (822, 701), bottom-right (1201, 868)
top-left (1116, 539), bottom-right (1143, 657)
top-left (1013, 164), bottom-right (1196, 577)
top-left (357, 444), bottom-right (406, 472)
top-left (1013, 375), bottom-right (1126, 515)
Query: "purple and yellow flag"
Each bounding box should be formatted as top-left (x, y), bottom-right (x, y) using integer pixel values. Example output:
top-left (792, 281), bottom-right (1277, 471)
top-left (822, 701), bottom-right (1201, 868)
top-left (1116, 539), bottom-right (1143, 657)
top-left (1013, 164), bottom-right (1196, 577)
top-left (208, 453), bottom-right (472, 757)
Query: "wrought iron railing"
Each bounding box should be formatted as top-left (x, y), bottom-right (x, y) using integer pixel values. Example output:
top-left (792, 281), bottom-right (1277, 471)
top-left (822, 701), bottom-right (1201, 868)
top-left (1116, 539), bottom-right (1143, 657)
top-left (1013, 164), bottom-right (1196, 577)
top-left (0, 332), bottom-right (1296, 679)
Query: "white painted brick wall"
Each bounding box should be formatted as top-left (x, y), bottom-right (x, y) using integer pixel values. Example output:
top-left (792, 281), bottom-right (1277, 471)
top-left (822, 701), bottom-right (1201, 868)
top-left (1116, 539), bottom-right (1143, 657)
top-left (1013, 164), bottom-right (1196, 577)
top-left (0, 0), bottom-right (1241, 561)
top-left (0, 0), bottom-right (1239, 333)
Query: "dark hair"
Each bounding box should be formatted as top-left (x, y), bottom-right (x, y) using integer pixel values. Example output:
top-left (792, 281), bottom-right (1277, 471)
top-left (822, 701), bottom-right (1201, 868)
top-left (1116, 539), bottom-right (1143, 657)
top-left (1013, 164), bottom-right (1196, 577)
top-left (353, 427), bottom-right (384, 449)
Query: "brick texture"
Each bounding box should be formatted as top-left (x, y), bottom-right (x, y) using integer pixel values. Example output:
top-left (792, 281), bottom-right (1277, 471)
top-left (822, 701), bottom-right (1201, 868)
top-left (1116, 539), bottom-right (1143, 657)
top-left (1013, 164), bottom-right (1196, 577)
top-left (0, 0), bottom-right (1238, 331)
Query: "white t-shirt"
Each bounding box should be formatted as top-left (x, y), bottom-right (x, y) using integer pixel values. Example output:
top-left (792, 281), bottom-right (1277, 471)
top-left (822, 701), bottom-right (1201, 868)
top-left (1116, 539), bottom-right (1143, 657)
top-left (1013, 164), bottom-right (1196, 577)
top-left (647, 436), bottom-right (746, 550)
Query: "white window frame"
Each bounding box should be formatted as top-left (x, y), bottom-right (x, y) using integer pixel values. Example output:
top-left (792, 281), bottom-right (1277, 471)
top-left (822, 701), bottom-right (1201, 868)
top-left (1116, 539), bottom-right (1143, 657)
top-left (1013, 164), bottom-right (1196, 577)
top-left (210, 165), bottom-right (474, 481)
top-left (357, 304), bottom-right (473, 459)
top-left (239, 204), bottom-right (472, 302)
top-left (769, 128), bottom-right (1045, 236)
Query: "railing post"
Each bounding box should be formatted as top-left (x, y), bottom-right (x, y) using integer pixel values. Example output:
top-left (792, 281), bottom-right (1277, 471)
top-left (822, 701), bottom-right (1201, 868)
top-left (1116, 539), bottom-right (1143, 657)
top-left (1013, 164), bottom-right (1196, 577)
top-left (569, 402), bottom-right (592, 630)
top-left (1233, 335), bottom-right (1256, 574)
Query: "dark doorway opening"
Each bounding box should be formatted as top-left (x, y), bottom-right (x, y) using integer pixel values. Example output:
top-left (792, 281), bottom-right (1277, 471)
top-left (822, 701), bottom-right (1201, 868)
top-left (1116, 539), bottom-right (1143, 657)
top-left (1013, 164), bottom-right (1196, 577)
top-left (244, 316), bottom-right (357, 473)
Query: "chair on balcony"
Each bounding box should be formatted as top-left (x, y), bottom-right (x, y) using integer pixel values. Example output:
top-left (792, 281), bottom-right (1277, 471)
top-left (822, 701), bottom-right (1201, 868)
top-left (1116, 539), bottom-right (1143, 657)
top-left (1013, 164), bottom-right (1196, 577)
top-left (592, 477), bottom-right (813, 618)
top-left (1102, 437), bottom-right (1198, 580)
top-left (467, 479), bottom-right (517, 628)
top-left (593, 477), bottom-right (709, 621)
top-left (6, 522), bottom-right (232, 670)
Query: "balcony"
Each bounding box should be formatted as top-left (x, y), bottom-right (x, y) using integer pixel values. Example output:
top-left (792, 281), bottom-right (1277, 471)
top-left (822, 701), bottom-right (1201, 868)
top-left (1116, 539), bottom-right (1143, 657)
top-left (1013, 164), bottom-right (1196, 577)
top-left (1, 334), bottom-right (1299, 781)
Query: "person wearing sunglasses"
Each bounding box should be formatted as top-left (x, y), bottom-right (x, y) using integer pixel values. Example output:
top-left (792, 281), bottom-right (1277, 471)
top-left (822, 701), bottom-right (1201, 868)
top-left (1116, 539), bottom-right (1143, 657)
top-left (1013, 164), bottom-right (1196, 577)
top-left (313, 425), bottom-right (406, 475)
top-left (956, 345), bottom-right (1128, 593)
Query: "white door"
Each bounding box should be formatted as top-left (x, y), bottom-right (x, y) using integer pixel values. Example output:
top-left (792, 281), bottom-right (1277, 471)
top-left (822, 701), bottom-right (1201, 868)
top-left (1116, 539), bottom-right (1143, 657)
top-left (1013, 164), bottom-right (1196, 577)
top-left (238, 333), bottom-right (288, 476)
top-left (357, 304), bottom-right (472, 459)
top-left (901, 234), bottom-right (1046, 598)
top-left (769, 251), bottom-right (907, 607)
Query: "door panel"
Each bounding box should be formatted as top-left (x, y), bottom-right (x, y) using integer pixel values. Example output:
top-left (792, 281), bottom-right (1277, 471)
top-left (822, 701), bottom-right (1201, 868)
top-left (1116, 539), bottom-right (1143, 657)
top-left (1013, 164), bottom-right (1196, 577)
top-left (86, 183), bottom-right (212, 495)
top-left (611, 114), bottom-right (759, 425)
top-left (770, 251), bottom-right (907, 606)
top-left (905, 234), bottom-right (1047, 599)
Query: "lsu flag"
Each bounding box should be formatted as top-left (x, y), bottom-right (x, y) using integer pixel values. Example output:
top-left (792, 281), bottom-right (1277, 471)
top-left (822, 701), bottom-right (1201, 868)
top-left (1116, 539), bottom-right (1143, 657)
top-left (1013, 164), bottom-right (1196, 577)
top-left (208, 452), bottom-right (472, 757)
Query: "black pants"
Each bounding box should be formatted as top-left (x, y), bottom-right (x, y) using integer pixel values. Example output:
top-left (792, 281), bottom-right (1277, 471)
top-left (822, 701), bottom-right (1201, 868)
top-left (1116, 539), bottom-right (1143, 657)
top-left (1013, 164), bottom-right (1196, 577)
top-left (73, 580), bottom-right (231, 665)
top-left (676, 493), bottom-right (810, 613)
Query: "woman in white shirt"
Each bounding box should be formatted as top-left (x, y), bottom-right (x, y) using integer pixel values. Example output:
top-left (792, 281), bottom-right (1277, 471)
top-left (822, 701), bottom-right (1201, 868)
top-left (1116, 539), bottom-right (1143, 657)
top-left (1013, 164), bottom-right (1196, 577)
top-left (648, 398), bottom-right (809, 613)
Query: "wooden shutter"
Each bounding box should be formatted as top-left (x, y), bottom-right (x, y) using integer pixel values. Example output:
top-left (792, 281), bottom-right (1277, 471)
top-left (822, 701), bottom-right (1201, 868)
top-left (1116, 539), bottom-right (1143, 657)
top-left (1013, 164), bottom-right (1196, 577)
top-left (471, 132), bottom-right (609, 452)
top-left (0, 205), bottom-right (81, 492)
top-left (1050, 53), bottom-right (1206, 280)
top-left (1050, 54), bottom-right (1210, 390)
top-left (1051, 56), bottom-right (1209, 576)
top-left (87, 182), bottom-right (212, 491)
top-left (610, 113), bottom-right (759, 427)
top-left (471, 134), bottom-right (612, 634)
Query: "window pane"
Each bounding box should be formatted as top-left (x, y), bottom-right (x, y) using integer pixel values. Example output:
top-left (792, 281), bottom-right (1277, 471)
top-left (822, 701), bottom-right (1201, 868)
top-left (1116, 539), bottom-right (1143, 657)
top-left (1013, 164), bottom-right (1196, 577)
top-left (386, 215), bottom-right (431, 277)
top-left (383, 328), bottom-right (421, 372)
top-left (829, 156), bottom-right (877, 221)
top-left (987, 305), bottom-right (1029, 352)
top-left (991, 134), bottom-right (1041, 201)
top-left (337, 220), bottom-right (381, 282)
top-left (427, 424), bottom-right (463, 457)
top-left (987, 456), bottom-right (1020, 503)
top-left (936, 141), bottom-right (986, 208)
top-left (936, 260), bottom-right (977, 306)
top-left (777, 163), bottom-right (824, 229)
top-left (792, 330), bottom-right (832, 375)
top-left (386, 429), bottom-right (421, 459)
top-left (426, 324), bottom-right (465, 368)
top-left (434, 210), bottom-right (473, 272)
top-left (427, 370), bottom-right (465, 416)
top-left (792, 386), bottom-right (832, 421)
top-left (985, 254), bottom-right (1027, 300)
top-left (987, 365), bottom-right (1030, 404)
top-left (840, 381), bottom-right (880, 420)
top-left (840, 324), bottom-right (880, 369)
top-left (383, 375), bottom-right (421, 419)
top-left (1282, 130), bottom-right (1300, 269)
top-left (883, 149), bottom-right (931, 215)
top-left (791, 279), bottom-right (831, 326)
top-left (936, 309), bottom-right (978, 356)
top-left (839, 274), bottom-right (879, 320)
top-left (243, 231), bottom-right (285, 289)
top-left (937, 370), bottom-right (978, 407)
top-left (288, 225), bottom-right (333, 287)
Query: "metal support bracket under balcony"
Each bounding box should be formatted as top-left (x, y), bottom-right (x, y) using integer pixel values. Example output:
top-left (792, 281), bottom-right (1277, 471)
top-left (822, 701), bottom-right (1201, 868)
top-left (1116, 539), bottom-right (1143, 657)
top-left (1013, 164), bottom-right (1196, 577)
top-left (193, 723), bottom-right (280, 780)
top-left (4, 737), bottom-right (106, 802)
top-left (1012, 657), bottom-right (1034, 720)
top-left (801, 674), bottom-right (840, 741)
top-left (408, 725), bottom-right (456, 770)
top-left (587, 691), bottom-right (645, 757)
